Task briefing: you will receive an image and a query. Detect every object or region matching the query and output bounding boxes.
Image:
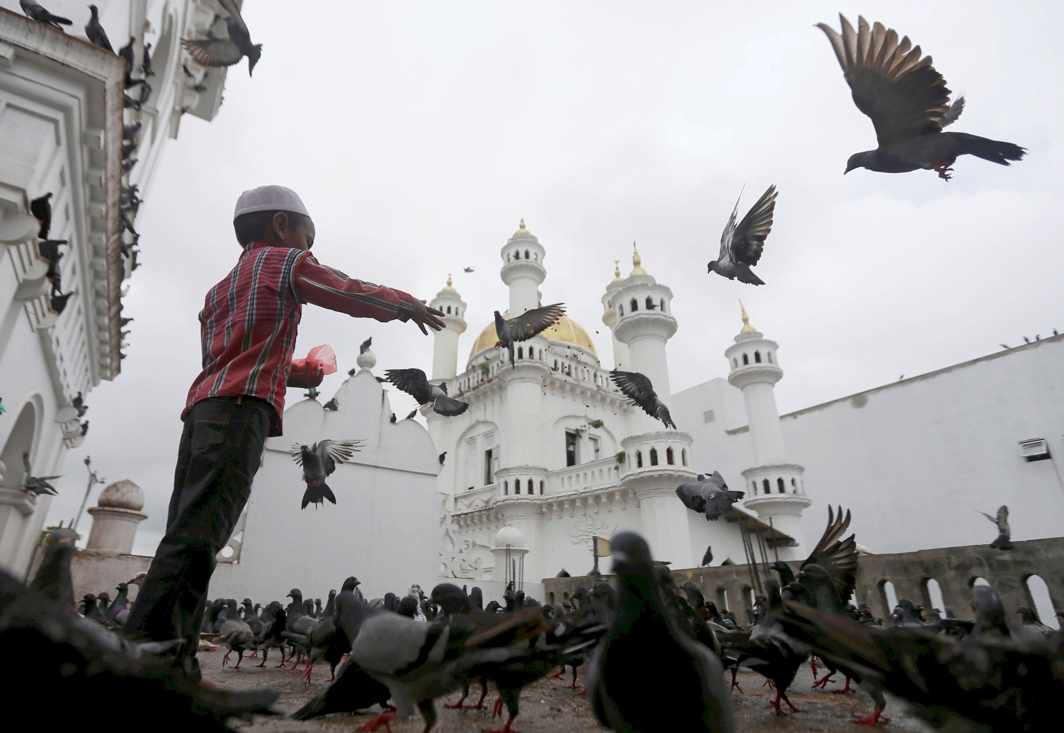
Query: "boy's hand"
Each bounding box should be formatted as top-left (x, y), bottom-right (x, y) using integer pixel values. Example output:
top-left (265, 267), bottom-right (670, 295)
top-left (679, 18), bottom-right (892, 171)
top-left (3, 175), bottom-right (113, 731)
top-left (404, 300), bottom-right (446, 334)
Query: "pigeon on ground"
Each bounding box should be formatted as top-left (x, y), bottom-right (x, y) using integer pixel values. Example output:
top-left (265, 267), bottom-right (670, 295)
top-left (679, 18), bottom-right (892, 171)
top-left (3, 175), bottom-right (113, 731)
top-left (979, 505), bottom-right (1013, 550)
top-left (700, 546), bottom-right (713, 567)
top-left (254, 603), bottom-right (287, 668)
top-left (816, 15), bottom-right (1025, 181)
top-left (707, 185), bottom-right (777, 286)
top-left (675, 472), bottom-right (744, 521)
top-left (21, 452), bottom-right (60, 497)
top-left (610, 370), bottom-right (676, 429)
top-left (493, 303), bottom-right (566, 366)
top-left (50, 290), bottom-right (75, 315)
top-left (1015, 608), bottom-right (1055, 642)
top-left (385, 369), bottom-right (469, 417)
top-left (587, 531), bottom-right (734, 732)
top-left (85, 5), bottom-right (113, 52)
top-left (20, 1), bottom-right (72, 30)
top-left (289, 439), bottom-right (362, 510)
top-left (30, 192), bottom-right (53, 238)
top-left (182, 0), bottom-right (262, 76)
top-left (29, 527), bottom-right (78, 610)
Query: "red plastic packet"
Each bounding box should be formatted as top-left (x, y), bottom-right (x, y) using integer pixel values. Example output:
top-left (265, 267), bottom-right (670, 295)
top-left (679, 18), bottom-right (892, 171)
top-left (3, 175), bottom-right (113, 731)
top-left (287, 344), bottom-right (337, 388)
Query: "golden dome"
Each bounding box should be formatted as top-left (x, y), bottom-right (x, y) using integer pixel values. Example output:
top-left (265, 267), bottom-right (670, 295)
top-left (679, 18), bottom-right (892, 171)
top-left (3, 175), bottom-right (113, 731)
top-left (469, 314), bottom-right (597, 362)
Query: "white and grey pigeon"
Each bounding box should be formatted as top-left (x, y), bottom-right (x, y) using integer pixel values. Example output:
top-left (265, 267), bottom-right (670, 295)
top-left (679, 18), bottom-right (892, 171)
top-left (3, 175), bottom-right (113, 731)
top-left (289, 439), bottom-right (362, 510)
top-left (385, 368), bottom-right (469, 417)
top-left (494, 303), bottom-right (566, 367)
top-left (609, 370), bottom-right (676, 429)
top-left (181, 0), bottom-right (262, 76)
top-left (707, 185), bottom-right (777, 286)
top-left (587, 531), bottom-right (735, 732)
top-left (20, 1), bottom-right (72, 30)
top-left (675, 472), bottom-right (745, 521)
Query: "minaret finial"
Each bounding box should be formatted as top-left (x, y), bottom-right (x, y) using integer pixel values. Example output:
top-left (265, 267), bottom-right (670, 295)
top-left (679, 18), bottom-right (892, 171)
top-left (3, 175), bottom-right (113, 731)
top-left (518, 218), bottom-right (526, 230)
top-left (631, 242), bottom-right (647, 275)
top-left (739, 300), bottom-right (756, 334)
top-left (613, 259), bottom-right (621, 279)
top-left (446, 273), bottom-right (453, 288)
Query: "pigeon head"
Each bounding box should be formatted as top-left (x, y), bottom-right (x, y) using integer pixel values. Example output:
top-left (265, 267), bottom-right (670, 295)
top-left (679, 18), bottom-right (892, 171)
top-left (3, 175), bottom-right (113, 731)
top-left (248, 44), bottom-right (263, 76)
top-left (844, 151), bottom-right (876, 174)
top-left (609, 531), bottom-right (654, 574)
top-left (115, 582), bottom-right (127, 593)
top-left (706, 260), bottom-right (719, 275)
top-left (341, 576), bottom-right (360, 591)
top-left (89, 4), bottom-right (99, 16)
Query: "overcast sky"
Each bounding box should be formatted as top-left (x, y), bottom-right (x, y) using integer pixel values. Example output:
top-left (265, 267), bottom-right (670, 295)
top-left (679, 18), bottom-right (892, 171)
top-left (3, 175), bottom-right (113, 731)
top-left (37, 1), bottom-right (1063, 555)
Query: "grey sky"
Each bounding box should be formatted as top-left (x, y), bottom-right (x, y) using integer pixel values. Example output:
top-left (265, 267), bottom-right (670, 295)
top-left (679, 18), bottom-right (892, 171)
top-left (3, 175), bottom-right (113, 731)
top-left (41, 0), bottom-right (1063, 555)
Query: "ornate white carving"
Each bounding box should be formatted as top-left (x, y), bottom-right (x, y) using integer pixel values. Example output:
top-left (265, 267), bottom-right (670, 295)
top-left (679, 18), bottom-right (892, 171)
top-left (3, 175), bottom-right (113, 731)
top-left (568, 514), bottom-right (615, 546)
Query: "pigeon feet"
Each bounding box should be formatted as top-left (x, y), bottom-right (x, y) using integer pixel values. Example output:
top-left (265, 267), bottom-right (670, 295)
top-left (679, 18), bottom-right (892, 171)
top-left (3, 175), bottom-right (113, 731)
top-left (550, 668), bottom-right (566, 680)
top-left (833, 677), bottom-right (855, 695)
top-left (769, 689), bottom-right (800, 716)
top-left (492, 697), bottom-right (504, 718)
top-left (853, 708), bottom-right (890, 726)
top-left (932, 162), bottom-right (954, 181)
top-left (357, 710), bottom-right (396, 733)
top-left (222, 650), bottom-right (231, 667)
top-left (485, 714), bottom-right (518, 733)
top-left (810, 656), bottom-right (819, 678)
top-left (812, 672), bottom-right (836, 689)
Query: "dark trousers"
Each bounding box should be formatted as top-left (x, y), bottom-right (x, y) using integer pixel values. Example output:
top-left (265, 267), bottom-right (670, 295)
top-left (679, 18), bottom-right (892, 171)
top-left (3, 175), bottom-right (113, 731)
top-left (124, 396), bottom-right (270, 675)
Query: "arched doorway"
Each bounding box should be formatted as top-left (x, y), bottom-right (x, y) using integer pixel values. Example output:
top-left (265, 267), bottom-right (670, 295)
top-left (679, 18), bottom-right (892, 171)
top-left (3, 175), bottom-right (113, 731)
top-left (0, 400), bottom-right (38, 489)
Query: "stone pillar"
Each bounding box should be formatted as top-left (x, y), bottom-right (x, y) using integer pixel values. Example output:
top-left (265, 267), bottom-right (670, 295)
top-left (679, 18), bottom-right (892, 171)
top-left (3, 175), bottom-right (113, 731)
top-left (86, 479), bottom-right (146, 555)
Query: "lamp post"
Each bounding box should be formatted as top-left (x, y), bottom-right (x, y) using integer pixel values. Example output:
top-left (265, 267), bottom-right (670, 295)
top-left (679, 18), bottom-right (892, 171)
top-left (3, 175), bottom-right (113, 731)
top-left (71, 455), bottom-right (105, 535)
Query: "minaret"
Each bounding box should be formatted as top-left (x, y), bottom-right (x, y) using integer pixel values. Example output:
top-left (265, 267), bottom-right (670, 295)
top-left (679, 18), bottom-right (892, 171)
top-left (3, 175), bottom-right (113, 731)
top-left (499, 219), bottom-right (545, 315)
top-left (428, 275), bottom-right (467, 381)
top-left (725, 303), bottom-right (810, 555)
top-left (601, 259), bottom-right (629, 369)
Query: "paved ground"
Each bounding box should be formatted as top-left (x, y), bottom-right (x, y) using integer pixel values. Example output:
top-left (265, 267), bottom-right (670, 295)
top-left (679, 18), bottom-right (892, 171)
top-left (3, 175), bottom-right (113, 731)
top-left (203, 648), bottom-right (926, 732)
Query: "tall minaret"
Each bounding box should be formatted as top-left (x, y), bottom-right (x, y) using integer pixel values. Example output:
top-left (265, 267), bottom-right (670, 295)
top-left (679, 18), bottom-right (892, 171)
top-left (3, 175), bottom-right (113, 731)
top-left (601, 259), bottom-right (629, 369)
top-left (725, 303), bottom-right (810, 555)
top-left (428, 275), bottom-right (467, 381)
top-left (499, 219), bottom-right (545, 315)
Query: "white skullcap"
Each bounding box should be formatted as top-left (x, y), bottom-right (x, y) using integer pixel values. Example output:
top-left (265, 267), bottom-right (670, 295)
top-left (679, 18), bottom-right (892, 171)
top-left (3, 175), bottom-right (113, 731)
top-left (233, 185), bottom-right (311, 221)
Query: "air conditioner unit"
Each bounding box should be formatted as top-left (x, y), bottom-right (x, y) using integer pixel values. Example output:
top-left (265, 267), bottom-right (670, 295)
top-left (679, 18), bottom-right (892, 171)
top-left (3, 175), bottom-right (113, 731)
top-left (1018, 438), bottom-right (1051, 462)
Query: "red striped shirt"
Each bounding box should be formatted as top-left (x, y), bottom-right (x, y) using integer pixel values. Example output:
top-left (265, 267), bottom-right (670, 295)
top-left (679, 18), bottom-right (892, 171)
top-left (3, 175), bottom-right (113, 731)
top-left (183, 243), bottom-right (418, 435)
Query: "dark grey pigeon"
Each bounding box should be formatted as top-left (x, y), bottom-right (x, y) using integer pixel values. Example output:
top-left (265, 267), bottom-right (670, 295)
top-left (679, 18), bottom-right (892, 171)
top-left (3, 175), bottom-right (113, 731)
top-left (20, 1), bottom-right (72, 30)
top-left (360, 337), bottom-right (372, 354)
top-left (493, 303), bottom-right (565, 367)
top-left (38, 240), bottom-right (68, 284)
top-left (117, 36), bottom-right (135, 83)
top-left (29, 192), bottom-right (53, 238)
top-left (463, 266), bottom-right (475, 273)
top-left (50, 290), bottom-right (75, 315)
top-left (817, 15), bottom-right (1025, 181)
top-left (289, 439), bottom-right (361, 510)
top-left (29, 526), bottom-right (78, 610)
top-left (707, 185), bottom-right (777, 286)
top-left (85, 5), bottom-right (113, 52)
top-left (979, 505), bottom-right (1013, 550)
top-left (142, 42), bottom-right (154, 76)
top-left (182, 0), bottom-right (262, 76)
top-left (587, 531), bottom-right (734, 732)
top-left (385, 368), bottom-right (468, 416)
top-left (675, 472), bottom-right (744, 521)
top-left (700, 546), bottom-right (713, 567)
top-left (609, 370), bottom-right (676, 429)
top-left (21, 452), bottom-right (60, 496)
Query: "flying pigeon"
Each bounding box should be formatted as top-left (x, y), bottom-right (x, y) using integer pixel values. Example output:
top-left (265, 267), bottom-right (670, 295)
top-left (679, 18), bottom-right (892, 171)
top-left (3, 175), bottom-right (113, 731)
top-left (675, 472), bottom-right (745, 521)
top-left (587, 531), bottom-right (735, 732)
top-left (700, 546), bottom-right (713, 567)
top-left (30, 192), bottom-right (53, 238)
top-left (19, 1), bottom-right (72, 30)
top-left (85, 5), bottom-right (113, 53)
top-left (21, 453), bottom-right (60, 497)
top-left (978, 505), bottom-right (1013, 550)
top-left (289, 440), bottom-right (362, 509)
top-left (610, 370), bottom-right (676, 429)
top-left (708, 185), bottom-right (777, 286)
top-left (385, 368), bottom-right (469, 416)
top-left (494, 303), bottom-right (566, 366)
top-left (182, 0), bottom-right (262, 76)
top-left (463, 266), bottom-right (475, 273)
top-left (816, 15), bottom-right (1025, 181)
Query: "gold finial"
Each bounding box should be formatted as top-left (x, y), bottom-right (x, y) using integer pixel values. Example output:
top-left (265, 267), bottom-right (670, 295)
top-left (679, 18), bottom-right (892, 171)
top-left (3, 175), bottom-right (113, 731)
top-left (739, 300), bottom-right (756, 334)
top-left (518, 218), bottom-right (526, 230)
top-left (631, 242), bottom-right (647, 276)
top-left (446, 273), bottom-right (453, 288)
top-left (613, 259), bottom-right (621, 279)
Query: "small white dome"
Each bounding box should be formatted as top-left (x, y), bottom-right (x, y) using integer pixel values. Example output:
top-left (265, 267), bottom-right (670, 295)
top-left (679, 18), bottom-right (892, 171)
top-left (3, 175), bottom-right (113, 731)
top-left (97, 479), bottom-right (144, 511)
top-left (357, 347), bottom-right (376, 371)
top-left (494, 525), bottom-right (526, 548)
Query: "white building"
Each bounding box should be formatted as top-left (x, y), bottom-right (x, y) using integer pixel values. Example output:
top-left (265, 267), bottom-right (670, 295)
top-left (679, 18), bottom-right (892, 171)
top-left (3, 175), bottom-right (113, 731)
top-left (0, 0), bottom-right (238, 575)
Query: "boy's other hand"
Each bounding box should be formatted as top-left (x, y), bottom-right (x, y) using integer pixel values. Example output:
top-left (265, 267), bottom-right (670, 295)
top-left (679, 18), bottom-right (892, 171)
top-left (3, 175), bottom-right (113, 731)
top-left (408, 301), bottom-right (446, 334)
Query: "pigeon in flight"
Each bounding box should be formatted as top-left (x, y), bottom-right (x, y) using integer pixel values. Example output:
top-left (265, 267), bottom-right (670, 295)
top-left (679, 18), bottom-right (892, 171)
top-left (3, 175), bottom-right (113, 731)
top-left (700, 545), bottom-right (713, 567)
top-left (463, 266), bottom-right (475, 273)
top-left (816, 15), bottom-right (1025, 181)
top-left (21, 453), bottom-right (60, 497)
top-left (494, 303), bottom-right (566, 366)
top-left (610, 370), bottom-right (676, 429)
top-left (19, 1), bottom-right (72, 31)
top-left (676, 472), bottom-right (745, 521)
top-left (385, 368), bottom-right (469, 416)
top-left (30, 192), bottom-right (53, 238)
top-left (979, 505), bottom-right (1013, 550)
top-left (707, 185), bottom-right (777, 286)
top-left (289, 440), bottom-right (362, 509)
top-left (85, 5), bottom-right (113, 52)
top-left (182, 0), bottom-right (262, 76)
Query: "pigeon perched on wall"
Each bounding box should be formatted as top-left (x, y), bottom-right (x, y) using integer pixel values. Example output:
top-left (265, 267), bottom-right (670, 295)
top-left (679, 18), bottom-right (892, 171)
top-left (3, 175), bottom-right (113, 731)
top-left (289, 440), bottom-right (362, 509)
top-left (385, 368), bottom-right (469, 416)
top-left (979, 505), bottom-right (1013, 550)
top-left (587, 531), bottom-right (735, 732)
top-left (707, 185), bottom-right (777, 286)
top-left (182, 0), bottom-right (262, 76)
top-left (50, 290), bottom-right (75, 316)
top-left (493, 303), bottom-right (566, 367)
top-left (85, 5), bottom-right (113, 52)
top-left (675, 472), bottom-right (745, 521)
top-left (37, 240), bottom-right (67, 287)
top-left (20, 1), bottom-right (72, 30)
top-left (142, 42), bottom-right (154, 76)
top-left (30, 192), bottom-right (53, 238)
top-left (609, 370), bottom-right (676, 429)
top-left (816, 15), bottom-right (1025, 181)
top-left (700, 546), bottom-right (713, 567)
top-left (20, 453), bottom-right (60, 497)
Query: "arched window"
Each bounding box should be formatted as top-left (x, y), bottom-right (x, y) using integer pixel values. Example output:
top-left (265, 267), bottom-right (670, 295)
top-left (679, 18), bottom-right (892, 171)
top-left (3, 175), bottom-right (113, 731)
top-left (732, 358), bottom-right (737, 368)
top-left (517, 346), bottom-right (523, 360)
top-left (630, 298), bottom-right (639, 312)
top-left (1025, 575), bottom-right (1060, 629)
top-left (666, 447), bottom-right (675, 465)
top-left (645, 296), bottom-right (655, 310)
top-left (716, 587), bottom-right (729, 612)
top-left (503, 481), bottom-right (508, 495)
top-left (790, 478), bottom-right (797, 493)
top-left (751, 481), bottom-right (757, 495)
top-left (924, 578), bottom-right (945, 613)
top-left (755, 351), bottom-right (762, 363)
top-left (527, 346), bottom-right (534, 359)
top-left (880, 580), bottom-right (899, 612)
top-left (533, 252), bottom-right (538, 261)
top-left (681, 448), bottom-right (687, 466)
top-left (742, 353), bottom-right (749, 365)
top-left (618, 304), bottom-right (624, 316)
top-left (636, 451), bottom-right (643, 468)
top-left (650, 448), bottom-right (659, 466)
top-left (539, 480), bottom-right (544, 495)
top-left (762, 479), bottom-right (769, 494)
top-left (660, 298), bottom-right (667, 312)
top-left (524, 249), bottom-right (530, 259)
top-left (777, 478), bottom-right (785, 494)
top-left (767, 352), bottom-right (773, 363)
top-left (527, 479), bottom-right (534, 495)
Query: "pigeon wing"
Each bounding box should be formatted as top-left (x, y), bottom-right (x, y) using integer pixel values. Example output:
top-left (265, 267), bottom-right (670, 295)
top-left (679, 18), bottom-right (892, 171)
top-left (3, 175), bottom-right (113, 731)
top-left (433, 395), bottom-right (470, 417)
top-left (217, 0), bottom-right (252, 40)
top-left (182, 37), bottom-right (244, 67)
top-left (801, 506), bottom-right (859, 603)
top-left (610, 370), bottom-right (660, 419)
top-left (716, 195), bottom-right (741, 267)
top-left (505, 303), bottom-right (566, 341)
top-left (816, 15), bottom-right (952, 147)
top-left (289, 444), bottom-right (306, 466)
top-left (384, 368), bottom-right (434, 404)
top-left (323, 440), bottom-right (362, 464)
top-left (730, 185), bottom-right (777, 267)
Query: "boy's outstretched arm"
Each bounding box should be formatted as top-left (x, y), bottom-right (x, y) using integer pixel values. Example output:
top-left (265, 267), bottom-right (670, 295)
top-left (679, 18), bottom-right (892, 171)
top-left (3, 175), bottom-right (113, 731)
top-left (293, 253), bottom-right (445, 333)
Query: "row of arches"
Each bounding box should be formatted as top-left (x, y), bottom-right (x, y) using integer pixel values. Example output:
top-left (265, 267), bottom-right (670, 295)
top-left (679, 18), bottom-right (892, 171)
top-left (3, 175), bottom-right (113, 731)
top-left (617, 296), bottom-right (668, 317)
top-left (505, 249), bottom-right (540, 262)
top-left (633, 445), bottom-right (687, 469)
top-left (750, 476), bottom-right (801, 496)
top-left (732, 350), bottom-right (773, 369)
top-left (502, 477), bottom-right (545, 497)
top-left (877, 574), bottom-right (1058, 628)
top-left (441, 303), bottom-right (464, 318)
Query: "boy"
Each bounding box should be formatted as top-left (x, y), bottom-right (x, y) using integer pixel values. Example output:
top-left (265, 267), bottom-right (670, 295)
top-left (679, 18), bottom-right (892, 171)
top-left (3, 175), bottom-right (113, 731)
top-left (123, 185), bottom-right (443, 679)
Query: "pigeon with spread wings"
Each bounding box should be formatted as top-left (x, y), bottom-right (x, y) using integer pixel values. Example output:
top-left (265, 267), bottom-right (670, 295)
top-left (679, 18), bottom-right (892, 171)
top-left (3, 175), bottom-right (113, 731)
top-left (182, 0), bottom-right (262, 76)
top-left (708, 185), bottom-right (777, 286)
top-left (385, 368), bottom-right (468, 417)
top-left (494, 303), bottom-right (565, 367)
top-left (610, 370), bottom-right (676, 429)
top-left (289, 440), bottom-right (362, 510)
